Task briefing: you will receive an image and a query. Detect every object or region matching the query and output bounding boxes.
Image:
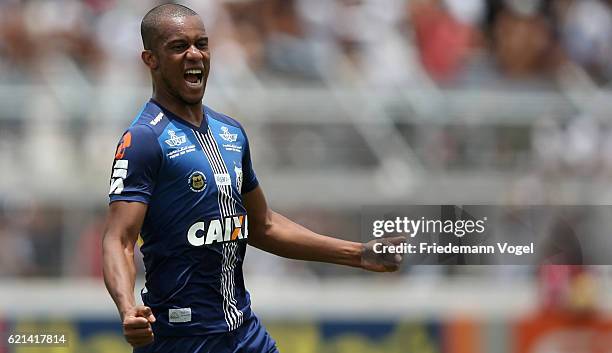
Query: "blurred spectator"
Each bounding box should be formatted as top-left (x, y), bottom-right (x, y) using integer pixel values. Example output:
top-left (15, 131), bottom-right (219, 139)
top-left (74, 210), bottom-right (145, 278)
top-left (556, 0), bottom-right (612, 82)
top-left (599, 123), bottom-right (612, 177)
top-left (490, 0), bottom-right (560, 78)
top-left (0, 3), bottom-right (35, 81)
top-left (27, 204), bottom-right (64, 277)
top-left (22, 0), bottom-right (105, 76)
top-left (540, 266), bottom-right (598, 314)
top-left (532, 116), bottom-right (565, 176)
top-left (562, 114), bottom-right (600, 175)
top-left (207, 0), bottom-right (265, 84)
top-left (410, 0), bottom-right (482, 82)
top-left (341, 0), bottom-right (417, 87)
top-left (93, 2), bottom-right (146, 84)
top-left (74, 214), bottom-right (105, 278)
top-left (0, 202), bottom-right (63, 277)
top-left (0, 209), bottom-right (36, 277)
top-left (261, 0), bottom-right (321, 79)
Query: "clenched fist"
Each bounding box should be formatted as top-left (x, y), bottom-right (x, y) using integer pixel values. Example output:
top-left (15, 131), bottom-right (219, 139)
top-left (361, 236), bottom-right (406, 272)
top-left (121, 305), bottom-right (156, 348)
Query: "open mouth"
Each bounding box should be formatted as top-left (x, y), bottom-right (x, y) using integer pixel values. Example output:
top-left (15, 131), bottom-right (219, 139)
top-left (184, 68), bottom-right (203, 87)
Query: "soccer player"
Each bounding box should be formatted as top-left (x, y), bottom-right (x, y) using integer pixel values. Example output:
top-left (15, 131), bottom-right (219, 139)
top-left (102, 4), bottom-right (402, 353)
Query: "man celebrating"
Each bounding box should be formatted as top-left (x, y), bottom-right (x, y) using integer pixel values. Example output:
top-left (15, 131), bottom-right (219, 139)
top-left (102, 4), bottom-right (402, 353)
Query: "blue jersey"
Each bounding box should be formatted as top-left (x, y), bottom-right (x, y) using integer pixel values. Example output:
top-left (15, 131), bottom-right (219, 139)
top-left (109, 100), bottom-right (258, 336)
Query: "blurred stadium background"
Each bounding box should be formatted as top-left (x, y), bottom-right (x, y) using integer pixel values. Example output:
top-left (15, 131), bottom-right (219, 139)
top-left (2, 0), bottom-right (612, 352)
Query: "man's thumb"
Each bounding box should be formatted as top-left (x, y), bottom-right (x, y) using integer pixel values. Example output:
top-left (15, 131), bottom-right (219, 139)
top-left (136, 306), bottom-right (156, 323)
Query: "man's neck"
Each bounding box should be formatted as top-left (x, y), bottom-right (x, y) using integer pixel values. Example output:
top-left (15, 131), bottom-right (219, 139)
top-left (153, 93), bottom-right (203, 127)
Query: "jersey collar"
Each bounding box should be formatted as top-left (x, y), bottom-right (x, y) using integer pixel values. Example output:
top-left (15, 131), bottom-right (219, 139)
top-left (149, 99), bottom-right (209, 132)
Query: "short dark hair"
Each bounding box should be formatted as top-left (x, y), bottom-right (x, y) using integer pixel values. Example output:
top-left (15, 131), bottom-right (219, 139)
top-left (141, 3), bottom-right (198, 50)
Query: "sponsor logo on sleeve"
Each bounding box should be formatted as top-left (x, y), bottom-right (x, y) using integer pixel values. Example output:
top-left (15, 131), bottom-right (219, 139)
top-left (114, 132), bottom-right (132, 159)
top-left (110, 132), bottom-right (132, 195)
top-left (109, 159), bottom-right (128, 195)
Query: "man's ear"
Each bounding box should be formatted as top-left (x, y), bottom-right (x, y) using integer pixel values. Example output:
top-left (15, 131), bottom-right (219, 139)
top-left (141, 50), bottom-right (158, 70)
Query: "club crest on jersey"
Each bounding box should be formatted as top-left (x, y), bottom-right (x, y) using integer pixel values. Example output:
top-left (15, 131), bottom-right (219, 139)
top-left (189, 171), bottom-right (207, 192)
top-left (219, 126), bottom-right (238, 142)
top-left (187, 215), bottom-right (249, 246)
top-left (165, 130), bottom-right (187, 147)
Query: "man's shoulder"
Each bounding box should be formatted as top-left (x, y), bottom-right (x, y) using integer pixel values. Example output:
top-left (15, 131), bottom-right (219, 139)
top-left (128, 102), bottom-right (171, 137)
top-left (205, 106), bottom-right (245, 131)
top-left (114, 102), bottom-right (172, 156)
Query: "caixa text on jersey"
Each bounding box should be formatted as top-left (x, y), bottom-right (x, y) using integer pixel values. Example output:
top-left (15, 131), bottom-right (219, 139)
top-left (187, 215), bottom-right (248, 246)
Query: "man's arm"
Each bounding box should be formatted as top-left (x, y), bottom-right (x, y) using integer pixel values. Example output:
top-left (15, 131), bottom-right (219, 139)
top-left (243, 186), bottom-right (402, 272)
top-left (102, 201), bottom-right (156, 347)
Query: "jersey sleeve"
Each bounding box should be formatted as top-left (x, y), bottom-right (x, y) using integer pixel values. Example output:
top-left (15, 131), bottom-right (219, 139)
top-left (108, 124), bottom-right (162, 204)
top-left (241, 126), bottom-right (259, 194)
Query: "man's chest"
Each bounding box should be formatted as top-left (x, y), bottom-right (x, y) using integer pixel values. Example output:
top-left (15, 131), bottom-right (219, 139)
top-left (157, 127), bottom-right (245, 197)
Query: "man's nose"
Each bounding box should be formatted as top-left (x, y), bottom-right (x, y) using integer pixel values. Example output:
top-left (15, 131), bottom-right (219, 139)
top-left (186, 45), bottom-right (204, 60)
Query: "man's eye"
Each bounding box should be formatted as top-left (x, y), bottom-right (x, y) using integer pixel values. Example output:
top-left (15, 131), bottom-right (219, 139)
top-left (173, 44), bottom-right (187, 51)
top-left (196, 42), bottom-right (208, 50)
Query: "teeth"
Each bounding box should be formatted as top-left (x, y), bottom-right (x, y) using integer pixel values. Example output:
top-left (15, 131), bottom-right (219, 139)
top-left (185, 69), bottom-right (202, 75)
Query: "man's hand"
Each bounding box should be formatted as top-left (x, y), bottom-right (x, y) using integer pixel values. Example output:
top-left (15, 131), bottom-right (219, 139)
top-left (121, 305), bottom-right (156, 348)
top-left (361, 236), bottom-right (406, 272)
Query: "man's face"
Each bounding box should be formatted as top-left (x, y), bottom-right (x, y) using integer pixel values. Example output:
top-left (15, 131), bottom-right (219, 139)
top-left (152, 15), bottom-right (210, 105)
